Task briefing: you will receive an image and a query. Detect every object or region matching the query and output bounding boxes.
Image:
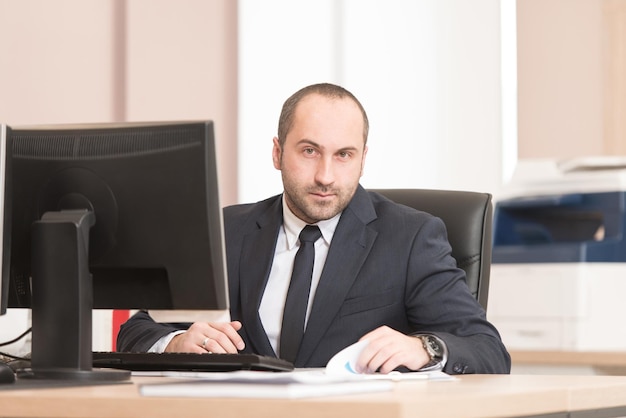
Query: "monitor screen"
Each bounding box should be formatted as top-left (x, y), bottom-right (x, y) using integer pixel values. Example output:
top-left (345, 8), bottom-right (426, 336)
top-left (0, 121), bottom-right (229, 380)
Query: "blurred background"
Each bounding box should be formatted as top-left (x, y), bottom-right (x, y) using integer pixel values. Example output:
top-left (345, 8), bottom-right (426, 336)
top-left (2, 0), bottom-right (624, 369)
top-left (3, 0), bottom-right (618, 207)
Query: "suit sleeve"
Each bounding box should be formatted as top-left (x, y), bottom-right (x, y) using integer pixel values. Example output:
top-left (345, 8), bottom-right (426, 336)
top-left (405, 216), bottom-right (511, 374)
top-left (116, 310), bottom-right (190, 352)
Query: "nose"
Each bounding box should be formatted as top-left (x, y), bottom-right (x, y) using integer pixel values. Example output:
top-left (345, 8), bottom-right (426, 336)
top-left (314, 156), bottom-right (334, 186)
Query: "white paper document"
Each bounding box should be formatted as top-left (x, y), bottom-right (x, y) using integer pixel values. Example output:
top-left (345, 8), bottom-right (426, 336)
top-left (139, 370), bottom-right (394, 399)
top-left (138, 341), bottom-right (454, 399)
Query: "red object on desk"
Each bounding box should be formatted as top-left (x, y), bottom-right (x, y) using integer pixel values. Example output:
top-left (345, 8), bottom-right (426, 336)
top-left (111, 310), bottom-right (130, 351)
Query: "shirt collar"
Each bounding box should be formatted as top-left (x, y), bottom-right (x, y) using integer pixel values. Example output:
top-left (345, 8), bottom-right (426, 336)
top-left (281, 194), bottom-right (340, 250)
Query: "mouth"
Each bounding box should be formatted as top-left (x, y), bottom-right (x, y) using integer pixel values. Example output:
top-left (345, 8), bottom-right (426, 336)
top-left (311, 191), bottom-right (335, 200)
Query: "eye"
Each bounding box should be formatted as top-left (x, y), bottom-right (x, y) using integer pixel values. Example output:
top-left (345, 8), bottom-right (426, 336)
top-left (338, 150), bottom-right (352, 160)
top-left (303, 147), bottom-right (316, 155)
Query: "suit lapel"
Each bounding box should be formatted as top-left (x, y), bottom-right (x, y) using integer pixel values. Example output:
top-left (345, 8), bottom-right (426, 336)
top-left (238, 199), bottom-right (282, 357)
top-left (296, 186), bottom-right (378, 365)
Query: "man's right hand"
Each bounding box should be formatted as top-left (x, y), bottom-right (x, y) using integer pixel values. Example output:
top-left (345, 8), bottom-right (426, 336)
top-left (165, 321), bottom-right (245, 354)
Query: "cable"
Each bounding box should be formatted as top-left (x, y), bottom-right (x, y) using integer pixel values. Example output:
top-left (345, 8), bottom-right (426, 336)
top-left (0, 327), bottom-right (32, 362)
top-left (0, 327), bottom-right (31, 347)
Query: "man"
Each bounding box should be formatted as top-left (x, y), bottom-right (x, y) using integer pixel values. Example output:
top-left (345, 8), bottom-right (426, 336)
top-left (118, 83), bottom-right (510, 374)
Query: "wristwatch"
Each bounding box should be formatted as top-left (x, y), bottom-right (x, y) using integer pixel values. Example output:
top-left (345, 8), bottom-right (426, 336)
top-left (417, 334), bottom-right (447, 371)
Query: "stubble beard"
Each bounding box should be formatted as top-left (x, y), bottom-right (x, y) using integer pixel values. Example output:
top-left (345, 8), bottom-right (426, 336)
top-left (282, 176), bottom-right (355, 224)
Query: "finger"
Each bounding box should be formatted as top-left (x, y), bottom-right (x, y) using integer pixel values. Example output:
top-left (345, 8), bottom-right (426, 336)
top-left (166, 330), bottom-right (206, 353)
top-left (354, 339), bottom-right (383, 374)
top-left (375, 352), bottom-right (403, 374)
top-left (197, 321), bottom-right (245, 353)
top-left (166, 321), bottom-right (246, 354)
top-left (360, 341), bottom-right (395, 374)
top-left (202, 322), bottom-right (245, 352)
top-left (211, 321), bottom-right (245, 350)
top-left (357, 327), bottom-right (419, 374)
top-left (200, 336), bottom-right (213, 353)
top-left (355, 327), bottom-right (393, 373)
top-left (168, 322), bottom-right (229, 353)
top-left (200, 333), bottom-right (239, 354)
top-left (363, 334), bottom-right (429, 373)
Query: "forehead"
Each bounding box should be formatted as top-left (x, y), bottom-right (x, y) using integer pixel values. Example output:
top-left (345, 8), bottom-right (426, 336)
top-left (289, 94), bottom-right (364, 141)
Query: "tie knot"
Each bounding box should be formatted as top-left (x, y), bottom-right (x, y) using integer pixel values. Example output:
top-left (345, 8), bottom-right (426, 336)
top-left (299, 225), bottom-right (321, 243)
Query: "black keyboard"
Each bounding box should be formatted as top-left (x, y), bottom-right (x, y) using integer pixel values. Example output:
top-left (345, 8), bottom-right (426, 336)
top-left (92, 352), bottom-right (294, 373)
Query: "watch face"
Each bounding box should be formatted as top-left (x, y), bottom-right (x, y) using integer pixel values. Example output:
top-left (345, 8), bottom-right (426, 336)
top-left (425, 336), bottom-right (443, 357)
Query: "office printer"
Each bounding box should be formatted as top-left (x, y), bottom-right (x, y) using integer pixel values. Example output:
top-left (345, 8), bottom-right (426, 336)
top-left (487, 157), bottom-right (626, 351)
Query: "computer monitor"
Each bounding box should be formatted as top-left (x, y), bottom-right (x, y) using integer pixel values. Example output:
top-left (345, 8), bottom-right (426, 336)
top-left (0, 121), bottom-right (229, 381)
top-left (0, 125), bottom-right (11, 317)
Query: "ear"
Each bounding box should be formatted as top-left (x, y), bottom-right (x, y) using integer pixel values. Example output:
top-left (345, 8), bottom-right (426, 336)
top-left (272, 137), bottom-right (282, 170)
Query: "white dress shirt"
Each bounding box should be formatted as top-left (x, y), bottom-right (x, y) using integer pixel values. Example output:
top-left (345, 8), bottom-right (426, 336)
top-left (259, 195), bottom-right (340, 356)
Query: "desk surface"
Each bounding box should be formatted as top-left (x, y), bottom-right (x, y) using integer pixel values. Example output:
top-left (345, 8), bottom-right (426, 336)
top-left (2, 374), bottom-right (626, 418)
top-left (510, 350), bottom-right (626, 375)
top-left (511, 350), bottom-right (626, 366)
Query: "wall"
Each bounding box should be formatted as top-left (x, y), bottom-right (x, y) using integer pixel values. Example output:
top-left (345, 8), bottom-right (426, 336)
top-left (516, 0), bottom-right (607, 159)
top-left (0, 0), bottom-right (238, 205)
top-left (0, 1), bottom-right (118, 125)
top-left (603, 0), bottom-right (626, 154)
top-left (238, 0), bottom-right (506, 204)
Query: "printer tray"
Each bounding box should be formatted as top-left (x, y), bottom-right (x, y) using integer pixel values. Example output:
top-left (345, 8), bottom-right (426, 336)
top-left (92, 351), bottom-right (294, 373)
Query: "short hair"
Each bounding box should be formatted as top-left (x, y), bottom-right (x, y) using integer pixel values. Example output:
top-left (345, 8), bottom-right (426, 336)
top-left (277, 83), bottom-right (369, 147)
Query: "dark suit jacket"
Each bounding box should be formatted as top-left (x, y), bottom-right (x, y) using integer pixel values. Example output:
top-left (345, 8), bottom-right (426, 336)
top-left (118, 185), bottom-right (510, 374)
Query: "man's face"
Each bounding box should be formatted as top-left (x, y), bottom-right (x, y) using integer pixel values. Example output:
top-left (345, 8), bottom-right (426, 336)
top-left (272, 93), bottom-right (368, 224)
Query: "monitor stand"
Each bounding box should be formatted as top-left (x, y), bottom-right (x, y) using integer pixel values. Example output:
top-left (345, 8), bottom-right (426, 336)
top-left (22, 209), bottom-right (129, 382)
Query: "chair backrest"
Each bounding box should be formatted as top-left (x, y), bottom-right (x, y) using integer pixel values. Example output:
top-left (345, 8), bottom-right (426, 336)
top-left (369, 189), bottom-right (493, 310)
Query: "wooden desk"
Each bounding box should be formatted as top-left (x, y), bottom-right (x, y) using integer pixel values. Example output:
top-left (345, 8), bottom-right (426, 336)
top-left (2, 374), bottom-right (626, 418)
top-left (511, 350), bottom-right (626, 375)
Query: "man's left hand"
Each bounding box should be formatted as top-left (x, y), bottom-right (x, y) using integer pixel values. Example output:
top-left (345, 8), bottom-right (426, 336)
top-left (355, 326), bottom-right (430, 374)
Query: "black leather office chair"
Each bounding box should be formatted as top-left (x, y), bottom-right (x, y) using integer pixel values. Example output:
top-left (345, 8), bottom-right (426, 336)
top-left (370, 189), bottom-right (493, 310)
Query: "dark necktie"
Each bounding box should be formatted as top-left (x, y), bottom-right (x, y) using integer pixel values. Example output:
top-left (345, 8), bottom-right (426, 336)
top-left (279, 225), bottom-right (322, 363)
